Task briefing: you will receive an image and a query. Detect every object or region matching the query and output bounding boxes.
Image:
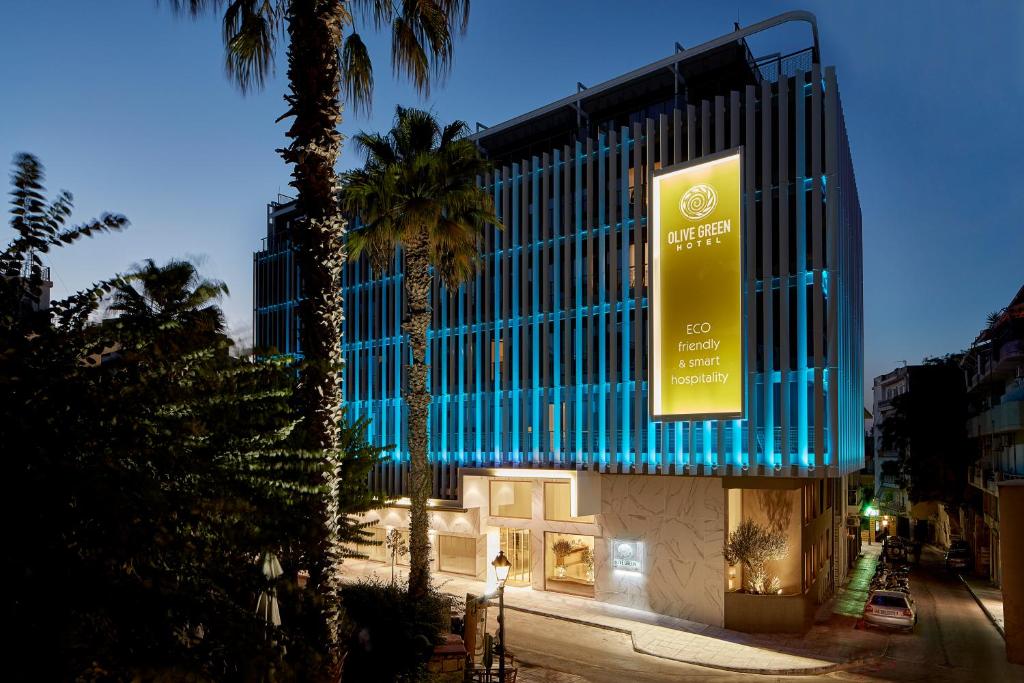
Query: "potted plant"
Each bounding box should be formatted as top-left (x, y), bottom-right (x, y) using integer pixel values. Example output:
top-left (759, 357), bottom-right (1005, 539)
top-left (551, 539), bottom-right (576, 578)
top-left (723, 519), bottom-right (789, 594)
top-left (581, 546), bottom-right (595, 583)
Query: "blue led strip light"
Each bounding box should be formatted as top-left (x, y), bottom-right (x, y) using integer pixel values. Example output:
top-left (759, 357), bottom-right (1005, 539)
top-left (250, 70), bottom-right (865, 496)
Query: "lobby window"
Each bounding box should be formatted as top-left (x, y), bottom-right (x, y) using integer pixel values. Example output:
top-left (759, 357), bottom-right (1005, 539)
top-left (544, 532), bottom-right (595, 597)
top-left (543, 481), bottom-right (595, 523)
top-left (490, 479), bottom-right (532, 518)
top-left (437, 535), bottom-right (476, 576)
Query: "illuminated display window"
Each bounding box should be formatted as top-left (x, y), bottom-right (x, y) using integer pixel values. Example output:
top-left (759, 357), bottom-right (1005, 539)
top-left (437, 535), bottom-right (476, 576)
top-left (489, 480), bottom-right (533, 519)
top-left (543, 481), bottom-right (595, 523)
top-left (544, 532), bottom-right (595, 597)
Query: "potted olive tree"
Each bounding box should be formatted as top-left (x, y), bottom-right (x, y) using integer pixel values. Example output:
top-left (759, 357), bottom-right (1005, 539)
top-left (551, 539), bottom-right (577, 579)
top-left (724, 519), bottom-right (789, 594)
top-left (581, 547), bottom-right (595, 583)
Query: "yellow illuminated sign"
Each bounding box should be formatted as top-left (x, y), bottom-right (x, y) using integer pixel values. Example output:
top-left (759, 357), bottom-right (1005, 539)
top-left (650, 150), bottom-right (744, 420)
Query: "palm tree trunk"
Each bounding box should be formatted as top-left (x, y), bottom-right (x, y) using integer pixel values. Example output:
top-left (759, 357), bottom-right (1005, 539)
top-left (280, 0), bottom-right (347, 676)
top-left (404, 229), bottom-right (433, 599)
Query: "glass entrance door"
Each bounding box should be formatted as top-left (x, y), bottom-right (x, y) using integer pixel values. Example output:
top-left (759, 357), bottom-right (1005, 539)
top-left (499, 528), bottom-right (531, 586)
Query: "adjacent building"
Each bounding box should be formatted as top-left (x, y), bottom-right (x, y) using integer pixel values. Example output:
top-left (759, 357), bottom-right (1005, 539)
top-left (871, 367), bottom-right (912, 524)
top-left (962, 284), bottom-right (1024, 586)
top-left (254, 11), bottom-right (864, 632)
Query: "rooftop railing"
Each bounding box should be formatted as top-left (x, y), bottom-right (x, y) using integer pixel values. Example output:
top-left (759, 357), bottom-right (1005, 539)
top-left (753, 47), bottom-right (814, 83)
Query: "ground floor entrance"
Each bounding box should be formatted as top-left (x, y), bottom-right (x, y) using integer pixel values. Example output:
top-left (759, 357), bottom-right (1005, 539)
top-left (499, 527), bottom-right (532, 586)
top-left (359, 470), bottom-right (850, 632)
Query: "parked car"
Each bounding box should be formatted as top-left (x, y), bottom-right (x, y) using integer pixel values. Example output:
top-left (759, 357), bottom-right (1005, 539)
top-left (945, 541), bottom-right (973, 572)
top-left (864, 590), bottom-right (917, 630)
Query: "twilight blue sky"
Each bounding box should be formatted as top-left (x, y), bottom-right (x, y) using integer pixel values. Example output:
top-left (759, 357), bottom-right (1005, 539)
top-left (2, 1), bottom-right (1022, 399)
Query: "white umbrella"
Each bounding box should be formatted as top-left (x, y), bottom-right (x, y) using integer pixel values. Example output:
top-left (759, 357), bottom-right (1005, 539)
top-left (256, 551), bottom-right (283, 628)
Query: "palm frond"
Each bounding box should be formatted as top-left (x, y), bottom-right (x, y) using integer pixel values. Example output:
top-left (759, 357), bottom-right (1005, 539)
top-left (391, 16), bottom-right (431, 96)
top-left (339, 107), bottom-right (499, 291)
top-left (222, 0), bottom-right (282, 93)
top-left (342, 32), bottom-right (375, 114)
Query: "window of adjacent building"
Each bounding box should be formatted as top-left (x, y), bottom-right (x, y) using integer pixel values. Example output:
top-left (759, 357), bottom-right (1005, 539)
top-left (438, 535), bottom-right (476, 576)
top-left (490, 480), bottom-right (532, 518)
top-left (543, 481), bottom-right (595, 523)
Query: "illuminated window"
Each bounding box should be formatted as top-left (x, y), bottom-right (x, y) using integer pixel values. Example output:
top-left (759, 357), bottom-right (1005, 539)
top-left (489, 480), bottom-right (532, 519)
top-left (544, 532), bottom-right (595, 596)
top-left (543, 481), bottom-right (595, 523)
top-left (438, 535), bottom-right (476, 576)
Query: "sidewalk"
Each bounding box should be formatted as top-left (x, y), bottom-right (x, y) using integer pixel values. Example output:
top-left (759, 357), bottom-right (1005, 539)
top-left (826, 543), bottom-right (881, 620)
top-left (960, 573), bottom-right (1005, 637)
top-left (342, 559), bottom-right (887, 676)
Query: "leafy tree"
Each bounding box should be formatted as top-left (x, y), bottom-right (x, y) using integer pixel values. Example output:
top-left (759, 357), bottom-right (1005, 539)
top-left (880, 360), bottom-right (969, 506)
top-left (724, 519), bottom-right (789, 594)
top-left (165, 2), bottom-right (471, 667)
top-left (3, 154), bottom-right (382, 680)
top-left (339, 107), bottom-right (498, 598)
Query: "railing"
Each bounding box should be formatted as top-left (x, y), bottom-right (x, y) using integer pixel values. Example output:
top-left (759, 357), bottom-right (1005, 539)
top-left (997, 339), bottom-right (1024, 363)
top-left (967, 341), bottom-right (1022, 388)
top-left (967, 399), bottom-right (1024, 435)
top-left (258, 233), bottom-right (295, 253)
top-left (753, 47), bottom-right (814, 83)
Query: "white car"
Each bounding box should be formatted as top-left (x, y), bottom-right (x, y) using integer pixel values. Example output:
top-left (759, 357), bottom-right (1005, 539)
top-left (864, 590), bottom-right (917, 630)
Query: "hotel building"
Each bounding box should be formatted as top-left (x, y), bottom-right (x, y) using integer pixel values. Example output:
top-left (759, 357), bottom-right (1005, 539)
top-left (254, 11), bottom-right (864, 632)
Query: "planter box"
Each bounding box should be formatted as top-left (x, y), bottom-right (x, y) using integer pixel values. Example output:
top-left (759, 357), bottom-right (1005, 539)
top-left (724, 590), bottom-right (812, 633)
top-left (426, 634), bottom-right (467, 683)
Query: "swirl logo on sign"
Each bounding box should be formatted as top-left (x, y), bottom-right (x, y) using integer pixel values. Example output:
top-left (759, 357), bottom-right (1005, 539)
top-left (679, 183), bottom-right (718, 221)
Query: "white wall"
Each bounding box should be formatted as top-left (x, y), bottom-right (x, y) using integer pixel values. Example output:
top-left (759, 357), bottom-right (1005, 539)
top-left (595, 475), bottom-right (726, 627)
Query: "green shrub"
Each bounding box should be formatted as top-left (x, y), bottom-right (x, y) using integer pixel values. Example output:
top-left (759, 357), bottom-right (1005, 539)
top-left (340, 578), bottom-right (458, 682)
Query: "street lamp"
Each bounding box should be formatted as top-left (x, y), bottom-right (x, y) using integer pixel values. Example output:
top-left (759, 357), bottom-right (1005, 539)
top-left (492, 550), bottom-right (511, 682)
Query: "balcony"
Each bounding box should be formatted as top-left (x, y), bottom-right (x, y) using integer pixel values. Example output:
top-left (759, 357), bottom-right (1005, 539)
top-left (967, 400), bottom-right (1024, 437)
top-left (969, 464), bottom-right (989, 492)
top-left (968, 340), bottom-right (1024, 390)
top-left (968, 464), bottom-right (1020, 497)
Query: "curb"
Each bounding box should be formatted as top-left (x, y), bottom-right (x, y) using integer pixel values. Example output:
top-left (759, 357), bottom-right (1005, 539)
top-left (495, 600), bottom-right (886, 677)
top-left (959, 574), bottom-right (1005, 639)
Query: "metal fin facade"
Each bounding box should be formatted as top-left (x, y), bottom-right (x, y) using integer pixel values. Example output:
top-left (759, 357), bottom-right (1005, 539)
top-left (255, 37), bottom-right (864, 503)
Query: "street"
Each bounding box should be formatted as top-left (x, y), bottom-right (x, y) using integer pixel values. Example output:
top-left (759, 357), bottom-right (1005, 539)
top-left (832, 545), bottom-right (1022, 683)
top-left (496, 546), bottom-right (1022, 683)
top-left (496, 609), bottom-right (814, 683)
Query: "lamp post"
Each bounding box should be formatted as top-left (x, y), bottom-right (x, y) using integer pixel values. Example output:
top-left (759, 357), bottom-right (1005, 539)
top-left (491, 550), bottom-right (511, 682)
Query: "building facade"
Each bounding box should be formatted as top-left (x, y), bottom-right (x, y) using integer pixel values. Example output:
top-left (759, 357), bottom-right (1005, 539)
top-left (962, 284), bottom-right (1024, 587)
top-left (254, 11), bottom-right (864, 631)
top-left (871, 367), bottom-right (912, 524)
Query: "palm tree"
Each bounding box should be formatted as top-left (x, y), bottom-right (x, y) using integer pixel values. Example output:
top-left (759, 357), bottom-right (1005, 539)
top-left (339, 106), bottom-right (498, 598)
top-left (109, 258), bottom-right (229, 353)
top-left (166, 1), bottom-right (470, 669)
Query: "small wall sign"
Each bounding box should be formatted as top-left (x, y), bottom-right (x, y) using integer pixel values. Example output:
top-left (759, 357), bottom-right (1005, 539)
top-left (611, 539), bottom-right (643, 573)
